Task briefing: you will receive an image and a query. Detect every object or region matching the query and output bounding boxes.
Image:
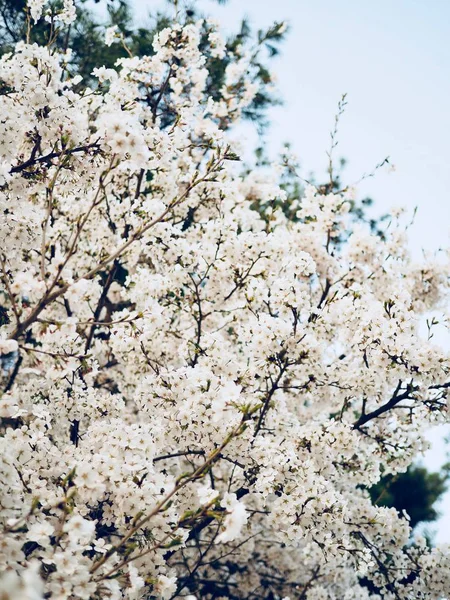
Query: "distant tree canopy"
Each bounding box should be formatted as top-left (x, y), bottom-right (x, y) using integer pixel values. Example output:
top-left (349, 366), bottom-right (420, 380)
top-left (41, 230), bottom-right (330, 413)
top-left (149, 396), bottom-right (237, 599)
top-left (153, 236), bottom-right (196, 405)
top-left (0, 0), bottom-right (282, 129)
top-left (370, 465), bottom-right (448, 530)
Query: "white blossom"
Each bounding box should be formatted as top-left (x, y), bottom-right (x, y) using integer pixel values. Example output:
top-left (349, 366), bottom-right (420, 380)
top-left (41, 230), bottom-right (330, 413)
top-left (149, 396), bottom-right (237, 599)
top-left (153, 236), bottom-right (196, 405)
top-left (105, 25), bottom-right (119, 47)
top-left (0, 6), bottom-right (449, 600)
top-left (216, 493), bottom-right (248, 543)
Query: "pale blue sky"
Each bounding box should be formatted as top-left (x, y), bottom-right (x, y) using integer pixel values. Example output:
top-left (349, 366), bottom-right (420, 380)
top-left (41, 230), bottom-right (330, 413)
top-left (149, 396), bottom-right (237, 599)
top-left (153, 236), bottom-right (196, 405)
top-left (126, 0), bottom-right (450, 541)
top-left (131, 0), bottom-right (450, 255)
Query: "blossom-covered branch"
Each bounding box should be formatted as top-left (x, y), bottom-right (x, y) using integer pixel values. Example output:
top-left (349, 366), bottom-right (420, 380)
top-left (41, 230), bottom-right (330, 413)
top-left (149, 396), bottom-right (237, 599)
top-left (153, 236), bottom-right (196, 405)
top-left (0, 2), bottom-right (449, 599)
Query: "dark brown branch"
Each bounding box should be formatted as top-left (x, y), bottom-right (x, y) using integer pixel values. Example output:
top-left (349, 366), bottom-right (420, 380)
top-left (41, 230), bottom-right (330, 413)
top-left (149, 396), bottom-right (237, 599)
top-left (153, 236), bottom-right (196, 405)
top-left (134, 168), bottom-right (145, 199)
top-left (353, 381), bottom-right (414, 429)
top-left (4, 353), bottom-right (22, 393)
top-left (308, 278), bottom-right (331, 323)
top-left (253, 361), bottom-right (288, 438)
top-left (84, 261), bottom-right (118, 354)
top-left (10, 143), bottom-right (100, 174)
top-left (152, 67), bottom-right (173, 123)
top-left (153, 450), bottom-right (206, 463)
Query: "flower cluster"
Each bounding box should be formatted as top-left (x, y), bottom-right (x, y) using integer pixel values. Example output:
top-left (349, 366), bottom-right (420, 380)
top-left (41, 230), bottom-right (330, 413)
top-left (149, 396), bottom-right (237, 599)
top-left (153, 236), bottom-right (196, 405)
top-left (0, 2), bottom-right (449, 599)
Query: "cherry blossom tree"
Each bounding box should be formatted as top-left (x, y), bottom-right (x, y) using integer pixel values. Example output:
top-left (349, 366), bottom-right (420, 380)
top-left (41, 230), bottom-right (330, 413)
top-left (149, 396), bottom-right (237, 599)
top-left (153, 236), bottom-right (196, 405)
top-left (0, 1), bottom-right (449, 599)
